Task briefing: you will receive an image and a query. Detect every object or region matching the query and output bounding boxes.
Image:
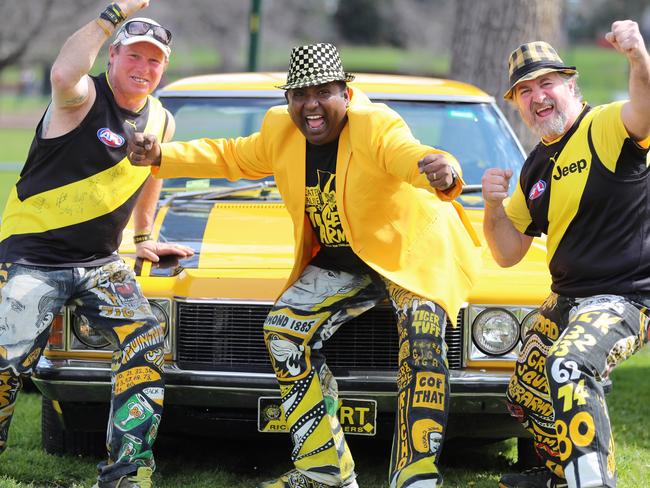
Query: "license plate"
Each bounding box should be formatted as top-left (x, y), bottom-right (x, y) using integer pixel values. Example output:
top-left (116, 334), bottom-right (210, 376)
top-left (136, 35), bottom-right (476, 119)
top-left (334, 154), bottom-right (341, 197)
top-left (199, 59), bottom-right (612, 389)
top-left (258, 397), bottom-right (377, 436)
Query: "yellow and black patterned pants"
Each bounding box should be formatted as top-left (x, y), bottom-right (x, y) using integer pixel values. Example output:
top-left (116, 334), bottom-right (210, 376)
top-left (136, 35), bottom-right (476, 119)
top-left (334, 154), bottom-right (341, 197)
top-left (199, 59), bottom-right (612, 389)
top-left (0, 261), bottom-right (164, 483)
top-left (263, 264), bottom-right (449, 488)
top-left (506, 292), bottom-right (649, 488)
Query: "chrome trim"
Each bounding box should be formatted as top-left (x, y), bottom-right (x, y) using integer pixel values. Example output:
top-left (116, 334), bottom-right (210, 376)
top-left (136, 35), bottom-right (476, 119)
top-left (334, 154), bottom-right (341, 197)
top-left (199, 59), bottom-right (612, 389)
top-left (173, 297), bottom-right (275, 305)
top-left (34, 357), bottom-right (511, 414)
top-left (35, 358), bottom-right (511, 385)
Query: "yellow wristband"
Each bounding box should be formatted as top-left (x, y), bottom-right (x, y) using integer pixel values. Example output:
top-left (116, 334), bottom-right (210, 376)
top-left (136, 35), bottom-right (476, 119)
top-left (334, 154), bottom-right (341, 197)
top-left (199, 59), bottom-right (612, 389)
top-left (95, 18), bottom-right (112, 37)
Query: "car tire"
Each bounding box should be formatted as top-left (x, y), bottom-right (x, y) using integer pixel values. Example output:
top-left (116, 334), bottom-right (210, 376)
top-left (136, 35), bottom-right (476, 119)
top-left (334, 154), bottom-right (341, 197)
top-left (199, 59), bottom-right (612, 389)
top-left (41, 397), bottom-right (105, 457)
top-left (517, 437), bottom-right (542, 469)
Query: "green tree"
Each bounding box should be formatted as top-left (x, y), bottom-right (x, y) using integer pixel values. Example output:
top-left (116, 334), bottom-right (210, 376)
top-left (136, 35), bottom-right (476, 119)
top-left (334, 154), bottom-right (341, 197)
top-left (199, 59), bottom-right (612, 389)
top-left (334, 0), bottom-right (406, 47)
top-left (450, 0), bottom-right (563, 151)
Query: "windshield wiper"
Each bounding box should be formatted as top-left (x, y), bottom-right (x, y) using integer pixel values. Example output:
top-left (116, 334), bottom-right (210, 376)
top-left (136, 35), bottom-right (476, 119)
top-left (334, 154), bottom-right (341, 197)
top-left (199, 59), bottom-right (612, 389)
top-left (161, 181), bottom-right (278, 206)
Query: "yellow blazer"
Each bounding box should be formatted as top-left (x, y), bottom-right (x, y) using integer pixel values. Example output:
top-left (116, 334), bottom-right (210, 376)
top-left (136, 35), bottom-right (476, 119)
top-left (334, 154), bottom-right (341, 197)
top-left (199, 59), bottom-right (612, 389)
top-left (156, 88), bottom-right (481, 319)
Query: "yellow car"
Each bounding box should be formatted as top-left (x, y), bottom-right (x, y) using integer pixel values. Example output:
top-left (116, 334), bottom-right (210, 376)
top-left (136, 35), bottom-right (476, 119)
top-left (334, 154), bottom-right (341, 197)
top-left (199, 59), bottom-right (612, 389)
top-left (33, 72), bottom-right (550, 462)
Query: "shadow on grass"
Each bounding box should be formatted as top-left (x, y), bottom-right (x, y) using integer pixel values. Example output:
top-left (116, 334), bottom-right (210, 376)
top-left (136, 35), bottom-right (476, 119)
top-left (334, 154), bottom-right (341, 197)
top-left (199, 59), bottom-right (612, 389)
top-left (151, 431), bottom-right (513, 487)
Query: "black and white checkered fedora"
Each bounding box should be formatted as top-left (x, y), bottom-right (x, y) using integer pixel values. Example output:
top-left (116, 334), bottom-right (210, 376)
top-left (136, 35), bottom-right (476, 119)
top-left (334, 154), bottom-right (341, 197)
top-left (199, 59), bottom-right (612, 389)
top-left (277, 43), bottom-right (355, 90)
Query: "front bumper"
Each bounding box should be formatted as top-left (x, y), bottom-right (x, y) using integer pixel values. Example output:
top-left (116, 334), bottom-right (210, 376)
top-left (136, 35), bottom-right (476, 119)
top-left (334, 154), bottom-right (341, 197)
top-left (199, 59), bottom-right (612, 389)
top-left (34, 357), bottom-right (525, 439)
top-left (35, 357), bottom-right (512, 409)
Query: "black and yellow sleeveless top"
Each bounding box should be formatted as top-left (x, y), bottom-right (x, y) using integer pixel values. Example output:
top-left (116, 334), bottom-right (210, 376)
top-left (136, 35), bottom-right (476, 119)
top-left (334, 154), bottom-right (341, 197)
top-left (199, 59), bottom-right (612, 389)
top-left (0, 73), bottom-right (167, 266)
top-left (506, 102), bottom-right (650, 297)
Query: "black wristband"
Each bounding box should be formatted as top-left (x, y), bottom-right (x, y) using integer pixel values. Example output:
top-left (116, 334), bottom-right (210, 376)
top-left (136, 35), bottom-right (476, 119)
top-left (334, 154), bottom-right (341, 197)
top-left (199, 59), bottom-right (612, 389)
top-left (134, 233), bottom-right (152, 244)
top-left (99, 3), bottom-right (126, 27)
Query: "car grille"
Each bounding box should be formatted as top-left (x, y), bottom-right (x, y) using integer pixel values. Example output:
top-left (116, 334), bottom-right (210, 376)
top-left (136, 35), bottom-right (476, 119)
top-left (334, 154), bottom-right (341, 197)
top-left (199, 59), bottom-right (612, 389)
top-left (176, 302), bottom-right (464, 372)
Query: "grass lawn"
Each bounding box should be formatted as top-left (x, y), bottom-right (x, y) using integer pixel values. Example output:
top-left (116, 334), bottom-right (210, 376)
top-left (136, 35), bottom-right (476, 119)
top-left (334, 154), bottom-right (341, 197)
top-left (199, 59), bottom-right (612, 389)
top-left (0, 128), bottom-right (30, 209)
top-left (0, 128), bottom-right (33, 164)
top-left (0, 169), bottom-right (20, 211)
top-left (561, 45), bottom-right (629, 105)
top-left (1, 347), bottom-right (648, 487)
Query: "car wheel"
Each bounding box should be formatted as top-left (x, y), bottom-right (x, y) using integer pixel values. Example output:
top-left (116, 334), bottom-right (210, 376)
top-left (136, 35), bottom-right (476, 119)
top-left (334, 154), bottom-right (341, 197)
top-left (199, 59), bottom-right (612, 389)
top-left (41, 397), bottom-right (105, 457)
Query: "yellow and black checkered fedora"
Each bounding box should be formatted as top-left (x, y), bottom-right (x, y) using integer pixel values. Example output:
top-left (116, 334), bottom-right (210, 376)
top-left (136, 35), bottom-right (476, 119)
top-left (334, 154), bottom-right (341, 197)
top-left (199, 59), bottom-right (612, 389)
top-left (278, 43), bottom-right (355, 90)
top-left (504, 41), bottom-right (577, 100)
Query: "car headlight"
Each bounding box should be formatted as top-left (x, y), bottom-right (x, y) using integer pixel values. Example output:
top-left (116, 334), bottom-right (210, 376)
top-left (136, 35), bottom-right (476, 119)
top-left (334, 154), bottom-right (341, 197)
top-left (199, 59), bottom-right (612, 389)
top-left (70, 299), bottom-right (171, 351)
top-left (149, 300), bottom-right (170, 338)
top-left (472, 308), bottom-right (519, 356)
top-left (72, 314), bottom-right (111, 349)
top-left (520, 310), bottom-right (539, 341)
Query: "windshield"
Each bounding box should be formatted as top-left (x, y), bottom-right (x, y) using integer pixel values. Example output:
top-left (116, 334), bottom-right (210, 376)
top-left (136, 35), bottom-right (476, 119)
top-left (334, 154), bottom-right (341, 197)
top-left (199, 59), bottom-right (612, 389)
top-left (160, 96), bottom-right (524, 207)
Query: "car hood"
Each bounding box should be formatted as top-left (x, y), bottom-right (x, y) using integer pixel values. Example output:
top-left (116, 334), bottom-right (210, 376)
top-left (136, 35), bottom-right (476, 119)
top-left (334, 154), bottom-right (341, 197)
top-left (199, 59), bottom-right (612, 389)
top-left (121, 201), bottom-right (551, 304)
top-left (464, 209), bottom-right (551, 305)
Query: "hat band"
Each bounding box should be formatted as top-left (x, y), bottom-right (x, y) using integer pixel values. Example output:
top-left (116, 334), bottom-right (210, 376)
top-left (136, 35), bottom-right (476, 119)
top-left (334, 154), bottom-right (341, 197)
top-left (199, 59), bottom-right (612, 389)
top-left (509, 60), bottom-right (576, 87)
top-left (279, 72), bottom-right (354, 90)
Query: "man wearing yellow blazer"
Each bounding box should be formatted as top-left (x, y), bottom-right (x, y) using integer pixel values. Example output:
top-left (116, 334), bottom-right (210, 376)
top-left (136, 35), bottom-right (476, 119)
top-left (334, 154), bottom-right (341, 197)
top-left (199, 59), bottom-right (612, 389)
top-left (128, 43), bottom-right (481, 488)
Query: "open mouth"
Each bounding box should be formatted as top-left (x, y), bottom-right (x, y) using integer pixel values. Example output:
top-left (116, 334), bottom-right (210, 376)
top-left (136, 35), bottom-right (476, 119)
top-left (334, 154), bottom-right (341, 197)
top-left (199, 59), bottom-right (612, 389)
top-left (535, 106), bottom-right (554, 118)
top-left (305, 114), bottom-right (325, 131)
top-left (532, 99), bottom-right (555, 119)
top-left (130, 75), bottom-right (149, 85)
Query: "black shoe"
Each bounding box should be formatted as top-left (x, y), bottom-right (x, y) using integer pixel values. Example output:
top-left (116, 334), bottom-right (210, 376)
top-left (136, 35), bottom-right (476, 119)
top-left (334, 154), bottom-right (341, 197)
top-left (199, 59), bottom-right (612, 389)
top-left (498, 466), bottom-right (568, 488)
top-left (92, 467), bottom-right (153, 488)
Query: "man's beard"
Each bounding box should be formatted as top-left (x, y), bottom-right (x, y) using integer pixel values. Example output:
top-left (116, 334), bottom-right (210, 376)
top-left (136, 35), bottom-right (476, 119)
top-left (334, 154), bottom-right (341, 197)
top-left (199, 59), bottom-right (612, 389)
top-left (522, 98), bottom-right (569, 141)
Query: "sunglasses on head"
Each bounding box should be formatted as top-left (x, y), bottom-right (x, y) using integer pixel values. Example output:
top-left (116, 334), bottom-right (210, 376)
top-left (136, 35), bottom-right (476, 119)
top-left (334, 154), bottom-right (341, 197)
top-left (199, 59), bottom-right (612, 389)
top-left (123, 20), bottom-right (172, 46)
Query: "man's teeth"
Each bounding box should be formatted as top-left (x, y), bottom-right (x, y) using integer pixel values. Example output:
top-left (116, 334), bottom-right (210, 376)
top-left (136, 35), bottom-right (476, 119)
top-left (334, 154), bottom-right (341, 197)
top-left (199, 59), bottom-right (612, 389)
top-left (132, 76), bottom-right (147, 83)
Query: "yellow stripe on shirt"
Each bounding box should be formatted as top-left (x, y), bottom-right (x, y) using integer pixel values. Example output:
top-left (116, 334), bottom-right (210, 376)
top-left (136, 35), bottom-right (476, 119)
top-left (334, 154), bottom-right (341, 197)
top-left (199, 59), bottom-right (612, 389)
top-left (0, 98), bottom-right (165, 240)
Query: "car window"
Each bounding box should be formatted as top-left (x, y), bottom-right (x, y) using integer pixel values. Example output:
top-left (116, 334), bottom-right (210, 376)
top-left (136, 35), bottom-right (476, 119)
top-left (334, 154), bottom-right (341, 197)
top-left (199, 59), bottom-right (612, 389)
top-left (160, 97), bottom-right (284, 197)
top-left (160, 96), bottom-right (524, 207)
top-left (384, 101), bottom-right (524, 207)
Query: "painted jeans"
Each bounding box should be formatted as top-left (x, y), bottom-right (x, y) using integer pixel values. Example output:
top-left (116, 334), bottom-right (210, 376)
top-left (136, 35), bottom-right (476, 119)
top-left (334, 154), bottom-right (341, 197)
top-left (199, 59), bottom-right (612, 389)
top-left (263, 264), bottom-right (449, 488)
top-left (506, 292), bottom-right (649, 488)
top-left (0, 261), bottom-right (164, 482)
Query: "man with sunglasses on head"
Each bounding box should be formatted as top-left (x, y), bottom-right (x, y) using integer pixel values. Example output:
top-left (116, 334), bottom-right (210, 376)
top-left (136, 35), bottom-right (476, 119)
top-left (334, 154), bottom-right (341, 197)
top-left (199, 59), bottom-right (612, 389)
top-left (0, 1), bottom-right (192, 488)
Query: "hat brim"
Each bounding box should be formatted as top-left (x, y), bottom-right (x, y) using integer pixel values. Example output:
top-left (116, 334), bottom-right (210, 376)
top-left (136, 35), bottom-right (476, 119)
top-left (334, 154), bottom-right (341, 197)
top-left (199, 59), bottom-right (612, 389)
top-left (117, 36), bottom-right (171, 59)
top-left (503, 66), bottom-right (577, 100)
top-left (277, 73), bottom-right (355, 90)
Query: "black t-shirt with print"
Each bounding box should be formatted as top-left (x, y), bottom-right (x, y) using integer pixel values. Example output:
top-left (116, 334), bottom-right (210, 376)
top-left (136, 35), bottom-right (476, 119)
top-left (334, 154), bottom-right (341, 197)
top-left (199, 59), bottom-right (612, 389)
top-left (305, 139), bottom-right (369, 272)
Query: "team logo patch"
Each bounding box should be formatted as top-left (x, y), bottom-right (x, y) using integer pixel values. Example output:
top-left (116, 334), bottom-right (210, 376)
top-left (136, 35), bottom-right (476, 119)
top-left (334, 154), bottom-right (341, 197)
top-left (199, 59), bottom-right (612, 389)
top-left (528, 180), bottom-right (547, 200)
top-left (97, 128), bottom-right (125, 148)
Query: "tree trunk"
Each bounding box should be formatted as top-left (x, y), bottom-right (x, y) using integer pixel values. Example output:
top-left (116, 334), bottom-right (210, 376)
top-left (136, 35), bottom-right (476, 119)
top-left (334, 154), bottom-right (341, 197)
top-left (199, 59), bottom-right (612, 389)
top-left (450, 0), bottom-right (563, 152)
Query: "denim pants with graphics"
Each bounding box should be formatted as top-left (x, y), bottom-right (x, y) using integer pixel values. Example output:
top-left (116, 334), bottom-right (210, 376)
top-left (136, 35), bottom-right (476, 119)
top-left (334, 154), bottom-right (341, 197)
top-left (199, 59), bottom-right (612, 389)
top-left (0, 261), bottom-right (164, 482)
top-left (263, 264), bottom-right (449, 488)
top-left (506, 292), bottom-right (649, 488)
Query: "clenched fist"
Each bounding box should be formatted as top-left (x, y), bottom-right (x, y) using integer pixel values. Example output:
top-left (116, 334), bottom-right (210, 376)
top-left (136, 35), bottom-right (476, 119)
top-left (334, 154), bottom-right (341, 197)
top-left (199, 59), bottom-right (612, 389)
top-left (127, 133), bottom-right (162, 167)
top-left (117, 0), bottom-right (150, 18)
top-left (481, 168), bottom-right (513, 208)
top-left (417, 153), bottom-right (458, 191)
top-left (605, 20), bottom-right (648, 61)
